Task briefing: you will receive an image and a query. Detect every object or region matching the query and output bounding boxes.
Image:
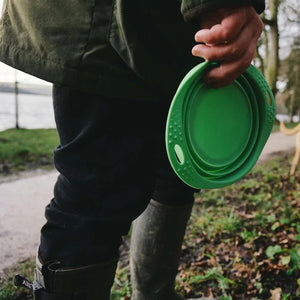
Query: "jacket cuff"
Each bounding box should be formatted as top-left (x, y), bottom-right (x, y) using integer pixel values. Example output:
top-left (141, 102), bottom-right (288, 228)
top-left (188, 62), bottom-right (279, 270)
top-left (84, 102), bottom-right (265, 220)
top-left (181, 0), bottom-right (265, 23)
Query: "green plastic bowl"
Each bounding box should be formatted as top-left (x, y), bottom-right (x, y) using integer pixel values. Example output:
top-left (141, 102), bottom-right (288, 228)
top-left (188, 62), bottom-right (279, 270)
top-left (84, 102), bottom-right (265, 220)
top-left (166, 61), bottom-right (275, 189)
top-left (191, 73), bottom-right (260, 177)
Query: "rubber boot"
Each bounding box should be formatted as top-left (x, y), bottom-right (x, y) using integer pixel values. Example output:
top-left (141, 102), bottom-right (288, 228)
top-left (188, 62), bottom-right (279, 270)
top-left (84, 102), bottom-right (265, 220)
top-left (30, 255), bottom-right (118, 300)
top-left (130, 199), bottom-right (216, 300)
top-left (130, 199), bottom-right (191, 300)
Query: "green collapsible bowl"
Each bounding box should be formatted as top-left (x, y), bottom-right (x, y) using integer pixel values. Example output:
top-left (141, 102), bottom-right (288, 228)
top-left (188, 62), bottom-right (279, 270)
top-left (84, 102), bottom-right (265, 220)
top-left (195, 73), bottom-right (260, 177)
top-left (165, 61), bottom-right (276, 189)
top-left (185, 73), bottom-right (260, 177)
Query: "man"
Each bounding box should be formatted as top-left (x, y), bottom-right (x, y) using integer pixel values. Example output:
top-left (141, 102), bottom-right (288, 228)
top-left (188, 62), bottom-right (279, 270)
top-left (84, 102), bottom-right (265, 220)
top-left (0, 1), bottom-right (264, 299)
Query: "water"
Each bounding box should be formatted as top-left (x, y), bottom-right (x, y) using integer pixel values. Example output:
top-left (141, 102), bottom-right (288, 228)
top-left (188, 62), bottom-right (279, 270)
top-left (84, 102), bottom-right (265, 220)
top-left (0, 92), bottom-right (55, 131)
top-left (1, 90), bottom-right (299, 133)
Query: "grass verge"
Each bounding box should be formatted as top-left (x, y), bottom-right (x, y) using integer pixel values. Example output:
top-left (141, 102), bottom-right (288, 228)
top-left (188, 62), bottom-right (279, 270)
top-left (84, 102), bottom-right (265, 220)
top-left (0, 133), bottom-right (299, 299)
top-left (0, 128), bottom-right (58, 174)
top-left (0, 258), bottom-right (34, 300)
top-left (113, 155), bottom-right (300, 300)
top-left (0, 122), bottom-right (295, 175)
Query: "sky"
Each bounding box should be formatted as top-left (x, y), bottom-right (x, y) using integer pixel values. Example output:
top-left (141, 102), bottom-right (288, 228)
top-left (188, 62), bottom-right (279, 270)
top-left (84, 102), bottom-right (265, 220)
top-left (0, 63), bottom-right (50, 85)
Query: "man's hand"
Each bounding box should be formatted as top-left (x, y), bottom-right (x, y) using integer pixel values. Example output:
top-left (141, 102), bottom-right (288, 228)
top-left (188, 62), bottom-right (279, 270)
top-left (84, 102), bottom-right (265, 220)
top-left (192, 5), bottom-right (263, 88)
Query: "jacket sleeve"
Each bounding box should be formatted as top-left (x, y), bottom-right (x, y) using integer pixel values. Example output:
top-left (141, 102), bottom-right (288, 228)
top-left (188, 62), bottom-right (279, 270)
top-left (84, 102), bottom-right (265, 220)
top-left (181, 0), bottom-right (265, 23)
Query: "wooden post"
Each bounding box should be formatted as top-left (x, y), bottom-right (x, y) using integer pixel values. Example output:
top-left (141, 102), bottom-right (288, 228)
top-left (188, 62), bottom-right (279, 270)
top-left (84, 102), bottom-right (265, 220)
top-left (280, 122), bottom-right (300, 175)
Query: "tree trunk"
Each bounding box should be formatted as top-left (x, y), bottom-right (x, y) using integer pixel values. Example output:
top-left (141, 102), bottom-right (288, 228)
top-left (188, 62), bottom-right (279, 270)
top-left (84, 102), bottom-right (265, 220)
top-left (264, 0), bottom-right (280, 96)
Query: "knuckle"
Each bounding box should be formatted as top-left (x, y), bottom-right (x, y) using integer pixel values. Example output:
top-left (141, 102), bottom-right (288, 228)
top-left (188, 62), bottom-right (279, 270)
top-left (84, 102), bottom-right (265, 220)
top-left (255, 20), bottom-right (264, 37)
top-left (224, 72), bottom-right (234, 82)
top-left (230, 46), bottom-right (243, 58)
top-left (238, 61), bottom-right (249, 74)
top-left (217, 67), bottom-right (229, 80)
top-left (239, 54), bottom-right (253, 71)
top-left (258, 18), bottom-right (264, 31)
top-left (252, 15), bottom-right (264, 37)
top-left (222, 28), bottom-right (232, 41)
top-left (241, 58), bottom-right (251, 70)
top-left (201, 47), bottom-right (218, 61)
top-left (257, 14), bottom-right (264, 26)
top-left (206, 52), bottom-right (216, 61)
top-left (220, 77), bottom-right (233, 86)
top-left (244, 53), bottom-right (254, 66)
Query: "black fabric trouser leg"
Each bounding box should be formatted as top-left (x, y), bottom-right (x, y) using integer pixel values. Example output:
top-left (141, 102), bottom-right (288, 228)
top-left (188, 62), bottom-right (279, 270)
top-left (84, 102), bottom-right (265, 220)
top-left (38, 85), bottom-right (198, 267)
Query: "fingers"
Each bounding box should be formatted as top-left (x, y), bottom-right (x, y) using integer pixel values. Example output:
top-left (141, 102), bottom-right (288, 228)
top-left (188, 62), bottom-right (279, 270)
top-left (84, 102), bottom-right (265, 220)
top-left (203, 48), bottom-right (255, 88)
top-left (195, 7), bottom-right (249, 45)
top-left (192, 23), bottom-right (255, 62)
top-left (192, 6), bottom-right (264, 88)
top-left (195, 19), bottom-right (243, 46)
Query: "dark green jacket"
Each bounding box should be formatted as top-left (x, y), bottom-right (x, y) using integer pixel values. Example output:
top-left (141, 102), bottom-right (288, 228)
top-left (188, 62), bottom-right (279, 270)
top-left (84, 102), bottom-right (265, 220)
top-left (0, 0), bottom-right (264, 101)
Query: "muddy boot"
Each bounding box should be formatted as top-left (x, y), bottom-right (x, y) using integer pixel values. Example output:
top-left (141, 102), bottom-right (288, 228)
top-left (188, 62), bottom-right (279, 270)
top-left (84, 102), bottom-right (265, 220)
top-left (15, 255), bottom-right (118, 299)
top-left (130, 199), bottom-right (192, 300)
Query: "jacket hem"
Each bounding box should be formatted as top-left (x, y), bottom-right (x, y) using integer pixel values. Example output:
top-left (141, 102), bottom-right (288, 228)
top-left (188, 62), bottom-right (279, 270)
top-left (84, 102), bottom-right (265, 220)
top-left (0, 42), bottom-right (162, 102)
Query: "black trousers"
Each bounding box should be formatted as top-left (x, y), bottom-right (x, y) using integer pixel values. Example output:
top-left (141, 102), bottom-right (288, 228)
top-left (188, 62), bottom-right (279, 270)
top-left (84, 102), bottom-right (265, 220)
top-left (38, 85), bottom-right (197, 267)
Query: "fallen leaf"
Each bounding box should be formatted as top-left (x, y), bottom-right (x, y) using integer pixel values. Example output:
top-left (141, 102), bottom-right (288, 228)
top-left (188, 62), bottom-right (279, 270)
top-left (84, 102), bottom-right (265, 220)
top-left (270, 287), bottom-right (281, 300)
top-left (280, 255), bottom-right (291, 266)
top-left (279, 239), bottom-right (289, 244)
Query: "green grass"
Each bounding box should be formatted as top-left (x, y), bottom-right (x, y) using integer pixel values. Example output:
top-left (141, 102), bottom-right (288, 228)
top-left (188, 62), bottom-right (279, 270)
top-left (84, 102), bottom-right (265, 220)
top-left (0, 128), bottom-right (58, 174)
top-left (0, 258), bottom-right (35, 300)
top-left (0, 122), bottom-right (295, 175)
top-left (174, 155), bottom-right (300, 299)
top-left (0, 132), bottom-right (299, 299)
top-left (111, 155), bottom-right (300, 299)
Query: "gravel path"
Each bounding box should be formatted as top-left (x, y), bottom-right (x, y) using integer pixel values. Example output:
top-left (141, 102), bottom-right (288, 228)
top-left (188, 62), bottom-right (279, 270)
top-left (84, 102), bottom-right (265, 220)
top-left (0, 170), bottom-right (57, 272)
top-left (257, 131), bottom-right (296, 162)
top-left (0, 131), bottom-right (297, 273)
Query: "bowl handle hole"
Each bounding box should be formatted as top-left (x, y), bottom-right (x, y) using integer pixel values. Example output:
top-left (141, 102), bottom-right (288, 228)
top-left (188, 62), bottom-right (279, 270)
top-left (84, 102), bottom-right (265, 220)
top-left (174, 144), bottom-right (184, 165)
top-left (266, 90), bottom-right (273, 106)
